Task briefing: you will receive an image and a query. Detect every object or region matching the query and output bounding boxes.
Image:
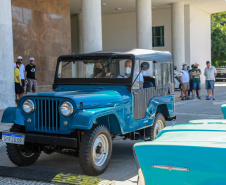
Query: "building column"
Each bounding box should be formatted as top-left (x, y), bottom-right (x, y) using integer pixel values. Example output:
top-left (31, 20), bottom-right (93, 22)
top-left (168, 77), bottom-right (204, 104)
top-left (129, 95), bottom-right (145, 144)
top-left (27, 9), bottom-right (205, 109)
top-left (0, 0), bottom-right (14, 109)
top-left (82, 0), bottom-right (102, 53)
top-left (78, 12), bottom-right (83, 54)
top-left (136, 0), bottom-right (152, 49)
top-left (172, 2), bottom-right (185, 68)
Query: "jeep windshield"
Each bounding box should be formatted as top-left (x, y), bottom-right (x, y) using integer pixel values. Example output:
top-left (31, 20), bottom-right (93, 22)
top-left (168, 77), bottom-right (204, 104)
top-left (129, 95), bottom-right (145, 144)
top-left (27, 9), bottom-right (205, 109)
top-left (54, 55), bottom-right (150, 88)
top-left (58, 59), bottom-right (134, 79)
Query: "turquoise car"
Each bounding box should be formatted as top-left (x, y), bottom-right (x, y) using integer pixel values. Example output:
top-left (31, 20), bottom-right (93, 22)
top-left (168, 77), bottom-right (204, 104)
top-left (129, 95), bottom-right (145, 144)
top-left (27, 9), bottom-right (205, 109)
top-left (0, 49), bottom-right (175, 176)
top-left (134, 105), bottom-right (226, 185)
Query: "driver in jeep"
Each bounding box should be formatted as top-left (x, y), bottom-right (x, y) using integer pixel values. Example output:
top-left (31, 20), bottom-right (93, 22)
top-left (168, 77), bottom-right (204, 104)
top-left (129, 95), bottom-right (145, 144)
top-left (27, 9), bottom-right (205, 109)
top-left (118, 59), bottom-right (144, 89)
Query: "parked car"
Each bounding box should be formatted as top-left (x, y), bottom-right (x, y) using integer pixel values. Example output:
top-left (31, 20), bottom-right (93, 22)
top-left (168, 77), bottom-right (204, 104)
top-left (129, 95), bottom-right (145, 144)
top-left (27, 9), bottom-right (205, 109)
top-left (216, 67), bottom-right (226, 81)
top-left (0, 49), bottom-right (175, 176)
top-left (134, 104), bottom-right (226, 185)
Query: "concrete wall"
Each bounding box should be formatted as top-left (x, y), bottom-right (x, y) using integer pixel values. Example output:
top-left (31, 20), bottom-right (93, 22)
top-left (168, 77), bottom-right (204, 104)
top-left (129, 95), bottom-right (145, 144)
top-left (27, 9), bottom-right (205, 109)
top-left (11, 0), bottom-right (71, 92)
top-left (102, 12), bottom-right (137, 50)
top-left (102, 8), bottom-right (172, 51)
top-left (71, 14), bottom-right (79, 54)
top-left (185, 5), bottom-right (211, 86)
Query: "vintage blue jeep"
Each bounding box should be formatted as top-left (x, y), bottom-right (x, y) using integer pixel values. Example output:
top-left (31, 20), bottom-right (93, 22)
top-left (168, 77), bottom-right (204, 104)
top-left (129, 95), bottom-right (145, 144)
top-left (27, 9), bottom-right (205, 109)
top-left (0, 49), bottom-right (175, 176)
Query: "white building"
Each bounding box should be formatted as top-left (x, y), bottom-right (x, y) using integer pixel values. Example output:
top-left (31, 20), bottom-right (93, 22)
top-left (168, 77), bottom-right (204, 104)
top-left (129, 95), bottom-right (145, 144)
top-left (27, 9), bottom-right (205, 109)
top-left (0, 0), bottom-right (226, 108)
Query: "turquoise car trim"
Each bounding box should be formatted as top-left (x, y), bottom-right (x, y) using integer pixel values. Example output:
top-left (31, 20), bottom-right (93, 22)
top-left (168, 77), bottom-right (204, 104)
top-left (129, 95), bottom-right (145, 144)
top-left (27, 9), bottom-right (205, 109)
top-left (221, 104), bottom-right (226, 118)
top-left (134, 121), bottom-right (226, 185)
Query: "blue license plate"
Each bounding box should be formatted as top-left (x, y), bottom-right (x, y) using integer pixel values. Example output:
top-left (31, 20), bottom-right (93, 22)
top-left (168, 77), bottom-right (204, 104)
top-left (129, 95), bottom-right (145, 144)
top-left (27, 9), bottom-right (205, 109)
top-left (2, 133), bottom-right (25, 145)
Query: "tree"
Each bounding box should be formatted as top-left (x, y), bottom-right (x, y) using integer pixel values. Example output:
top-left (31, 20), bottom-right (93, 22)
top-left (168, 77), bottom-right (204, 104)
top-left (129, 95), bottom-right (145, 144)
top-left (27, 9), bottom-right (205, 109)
top-left (211, 12), bottom-right (226, 67)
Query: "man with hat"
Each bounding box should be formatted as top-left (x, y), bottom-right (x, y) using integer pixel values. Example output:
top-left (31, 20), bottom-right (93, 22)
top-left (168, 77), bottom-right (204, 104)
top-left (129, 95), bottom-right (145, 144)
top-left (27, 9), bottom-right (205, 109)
top-left (204, 61), bottom-right (217, 100)
top-left (179, 63), bottom-right (190, 100)
top-left (14, 56), bottom-right (25, 91)
top-left (25, 58), bottom-right (37, 93)
top-left (191, 63), bottom-right (201, 99)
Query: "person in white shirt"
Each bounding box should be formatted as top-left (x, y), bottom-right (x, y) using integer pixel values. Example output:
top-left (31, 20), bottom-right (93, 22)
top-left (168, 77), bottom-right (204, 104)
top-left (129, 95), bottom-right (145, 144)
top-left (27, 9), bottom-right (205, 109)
top-left (14, 56), bottom-right (25, 91)
top-left (179, 63), bottom-right (190, 100)
top-left (204, 61), bottom-right (217, 100)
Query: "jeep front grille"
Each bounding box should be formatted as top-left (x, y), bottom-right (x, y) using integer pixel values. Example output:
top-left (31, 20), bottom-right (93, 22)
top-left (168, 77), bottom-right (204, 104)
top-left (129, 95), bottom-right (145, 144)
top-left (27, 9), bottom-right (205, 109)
top-left (35, 99), bottom-right (60, 132)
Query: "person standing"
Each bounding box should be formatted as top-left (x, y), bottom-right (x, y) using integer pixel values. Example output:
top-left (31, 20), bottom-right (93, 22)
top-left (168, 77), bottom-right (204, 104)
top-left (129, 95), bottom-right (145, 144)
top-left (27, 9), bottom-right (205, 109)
top-left (191, 63), bottom-right (201, 99)
top-left (188, 64), bottom-right (193, 97)
top-left (179, 63), bottom-right (190, 100)
top-left (204, 61), bottom-right (217, 100)
top-left (15, 61), bottom-right (25, 101)
top-left (25, 58), bottom-right (37, 93)
top-left (14, 56), bottom-right (25, 90)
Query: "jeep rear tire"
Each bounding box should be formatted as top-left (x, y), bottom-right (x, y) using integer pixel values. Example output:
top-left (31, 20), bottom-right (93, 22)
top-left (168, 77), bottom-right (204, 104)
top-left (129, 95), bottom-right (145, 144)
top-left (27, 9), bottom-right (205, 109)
top-left (6, 124), bottom-right (40, 166)
top-left (79, 124), bottom-right (112, 176)
top-left (150, 113), bottom-right (166, 140)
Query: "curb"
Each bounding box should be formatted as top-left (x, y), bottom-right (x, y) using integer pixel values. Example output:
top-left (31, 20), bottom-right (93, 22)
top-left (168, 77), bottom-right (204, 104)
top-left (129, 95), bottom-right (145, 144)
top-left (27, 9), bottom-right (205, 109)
top-left (0, 141), bottom-right (5, 148)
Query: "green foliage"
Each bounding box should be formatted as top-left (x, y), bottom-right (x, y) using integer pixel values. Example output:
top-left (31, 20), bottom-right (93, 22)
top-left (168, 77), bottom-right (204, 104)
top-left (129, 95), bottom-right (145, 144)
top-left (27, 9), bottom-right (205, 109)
top-left (211, 12), bottom-right (226, 67)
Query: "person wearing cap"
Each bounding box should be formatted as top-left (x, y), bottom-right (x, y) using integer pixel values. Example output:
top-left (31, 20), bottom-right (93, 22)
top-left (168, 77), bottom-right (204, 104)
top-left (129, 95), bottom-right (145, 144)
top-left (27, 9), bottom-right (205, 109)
top-left (14, 61), bottom-right (25, 101)
top-left (179, 63), bottom-right (190, 100)
top-left (191, 63), bottom-right (201, 99)
top-left (204, 61), bottom-right (217, 100)
top-left (25, 58), bottom-right (37, 93)
top-left (14, 56), bottom-right (25, 90)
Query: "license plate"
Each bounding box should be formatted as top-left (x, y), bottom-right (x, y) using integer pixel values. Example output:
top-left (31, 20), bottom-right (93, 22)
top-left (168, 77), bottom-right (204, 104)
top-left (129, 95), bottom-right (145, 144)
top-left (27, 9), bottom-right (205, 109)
top-left (221, 73), bottom-right (224, 75)
top-left (2, 133), bottom-right (25, 145)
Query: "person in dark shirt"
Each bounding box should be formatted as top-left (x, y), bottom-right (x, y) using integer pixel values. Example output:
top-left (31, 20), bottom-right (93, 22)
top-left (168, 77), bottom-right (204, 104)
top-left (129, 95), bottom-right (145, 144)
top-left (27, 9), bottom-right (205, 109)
top-left (25, 58), bottom-right (37, 93)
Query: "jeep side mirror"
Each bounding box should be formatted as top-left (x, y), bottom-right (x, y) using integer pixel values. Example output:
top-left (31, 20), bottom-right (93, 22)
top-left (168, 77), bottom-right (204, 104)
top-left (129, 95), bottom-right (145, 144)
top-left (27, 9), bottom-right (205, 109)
top-left (141, 62), bottom-right (150, 71)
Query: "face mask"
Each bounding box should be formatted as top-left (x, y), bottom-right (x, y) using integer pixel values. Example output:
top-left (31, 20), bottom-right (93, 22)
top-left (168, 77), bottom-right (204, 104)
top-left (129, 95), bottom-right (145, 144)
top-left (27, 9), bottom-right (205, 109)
top-left (94, 67), bottom-right (102, 74)
top-left (125, 67), bottom-right (131, 74)
top-left (184, 66), bottom-right (187, 70)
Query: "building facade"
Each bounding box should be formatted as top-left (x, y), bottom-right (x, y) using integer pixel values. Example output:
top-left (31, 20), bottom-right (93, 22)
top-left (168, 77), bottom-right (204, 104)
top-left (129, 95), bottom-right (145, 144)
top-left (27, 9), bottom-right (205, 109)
top-left (0, 0), bottom-right (226, 109)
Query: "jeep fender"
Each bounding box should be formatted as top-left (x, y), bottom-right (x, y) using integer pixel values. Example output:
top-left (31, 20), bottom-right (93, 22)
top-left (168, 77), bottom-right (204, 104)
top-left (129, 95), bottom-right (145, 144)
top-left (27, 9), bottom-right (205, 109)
top-left (70, 106), bottom-right (124, 134)
top-left (1, 107), bottom-right (25, 125)
top-left (147, 95), bottom-right (174, 119)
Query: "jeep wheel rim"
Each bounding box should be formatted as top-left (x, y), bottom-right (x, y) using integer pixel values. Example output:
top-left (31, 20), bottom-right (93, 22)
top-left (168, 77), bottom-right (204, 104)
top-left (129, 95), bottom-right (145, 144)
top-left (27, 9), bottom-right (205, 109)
top-left (154, 120), bottom-right (164, 139)
top-left (18, 145), bottom-right (35, 158)
top-left (93, 134), bottom-right (109, 167)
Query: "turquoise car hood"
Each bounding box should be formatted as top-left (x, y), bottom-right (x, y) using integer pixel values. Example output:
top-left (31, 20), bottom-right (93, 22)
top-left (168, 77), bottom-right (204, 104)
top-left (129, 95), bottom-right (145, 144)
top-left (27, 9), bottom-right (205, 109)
top-left (27, 90), bottom-right (123, 109)
top-left (134, 120), bottom-right (226, 185)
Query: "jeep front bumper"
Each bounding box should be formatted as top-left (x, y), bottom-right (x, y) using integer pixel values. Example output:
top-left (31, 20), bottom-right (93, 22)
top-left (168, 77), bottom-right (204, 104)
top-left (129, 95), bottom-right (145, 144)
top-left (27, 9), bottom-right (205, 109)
top-left (0, 131), bottom-right (77, 148)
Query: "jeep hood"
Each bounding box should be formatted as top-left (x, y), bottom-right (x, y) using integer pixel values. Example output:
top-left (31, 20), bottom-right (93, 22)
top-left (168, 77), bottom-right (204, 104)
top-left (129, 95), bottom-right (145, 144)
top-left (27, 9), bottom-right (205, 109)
top-left (27, 90), bottom-right (123, 109)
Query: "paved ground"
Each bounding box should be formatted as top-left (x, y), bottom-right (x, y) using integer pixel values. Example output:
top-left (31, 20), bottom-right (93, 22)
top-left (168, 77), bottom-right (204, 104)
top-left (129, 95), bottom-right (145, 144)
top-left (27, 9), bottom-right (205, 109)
top-left (0, 82), bottom-right (226, 184)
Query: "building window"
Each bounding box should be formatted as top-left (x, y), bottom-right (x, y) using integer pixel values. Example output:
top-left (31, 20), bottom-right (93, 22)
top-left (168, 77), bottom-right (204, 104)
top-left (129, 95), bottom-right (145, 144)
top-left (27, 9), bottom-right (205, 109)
top-left (152, 26), bottom-right (164, 47)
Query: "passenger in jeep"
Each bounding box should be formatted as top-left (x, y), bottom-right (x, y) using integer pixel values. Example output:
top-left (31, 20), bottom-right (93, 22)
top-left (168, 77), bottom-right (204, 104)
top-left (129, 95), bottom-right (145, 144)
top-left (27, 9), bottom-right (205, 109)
top-left (90, 61), bottom-right (111, 78)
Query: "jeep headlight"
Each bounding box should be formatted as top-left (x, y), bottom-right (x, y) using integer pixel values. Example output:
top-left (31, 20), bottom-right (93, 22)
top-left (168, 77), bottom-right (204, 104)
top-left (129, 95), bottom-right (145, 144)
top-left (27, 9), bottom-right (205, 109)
top-left (23, 99), bottom-right (35, 114)
top-left (60, 101), bottom-right (74, 117)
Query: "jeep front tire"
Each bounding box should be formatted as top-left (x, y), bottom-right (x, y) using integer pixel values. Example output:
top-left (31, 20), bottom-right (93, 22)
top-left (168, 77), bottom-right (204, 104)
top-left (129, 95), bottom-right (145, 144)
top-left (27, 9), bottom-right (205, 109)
top-left (79, 124), bottom-right (112, 176)
top-left (6, 124), bottom-right (41, 166)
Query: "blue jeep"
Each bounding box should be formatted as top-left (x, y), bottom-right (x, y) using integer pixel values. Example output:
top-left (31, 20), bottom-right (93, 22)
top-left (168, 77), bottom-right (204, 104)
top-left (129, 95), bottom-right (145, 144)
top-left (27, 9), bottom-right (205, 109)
top-left (0, 49), bottom-right (175, 176)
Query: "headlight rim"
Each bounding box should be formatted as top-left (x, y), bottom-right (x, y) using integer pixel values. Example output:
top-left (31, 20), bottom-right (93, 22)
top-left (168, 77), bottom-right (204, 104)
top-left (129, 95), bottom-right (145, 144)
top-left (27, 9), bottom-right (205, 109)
top-left (60, 101), bottom-right (74, 117)
top-left (22, 99), bottom-right (35, 114)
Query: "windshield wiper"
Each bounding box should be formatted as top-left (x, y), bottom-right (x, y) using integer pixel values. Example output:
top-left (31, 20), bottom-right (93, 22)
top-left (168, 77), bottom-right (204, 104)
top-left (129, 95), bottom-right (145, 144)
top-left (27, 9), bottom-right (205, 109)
top-left (62, 61), bottom-right (72, 68)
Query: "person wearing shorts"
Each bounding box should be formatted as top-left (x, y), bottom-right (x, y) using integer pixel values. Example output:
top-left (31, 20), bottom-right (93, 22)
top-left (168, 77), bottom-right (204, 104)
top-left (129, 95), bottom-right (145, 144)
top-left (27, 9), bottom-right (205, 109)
top-left (191, 63), bottom-right (201, 99)
top-left (204, 61), bottom-right (217, 100)
top-left (25, 58), bottom-right (37, 93)
top-left (15, 61), bottom-right (25, 101)
top-left (179, 63), bottom-right (190, 100)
